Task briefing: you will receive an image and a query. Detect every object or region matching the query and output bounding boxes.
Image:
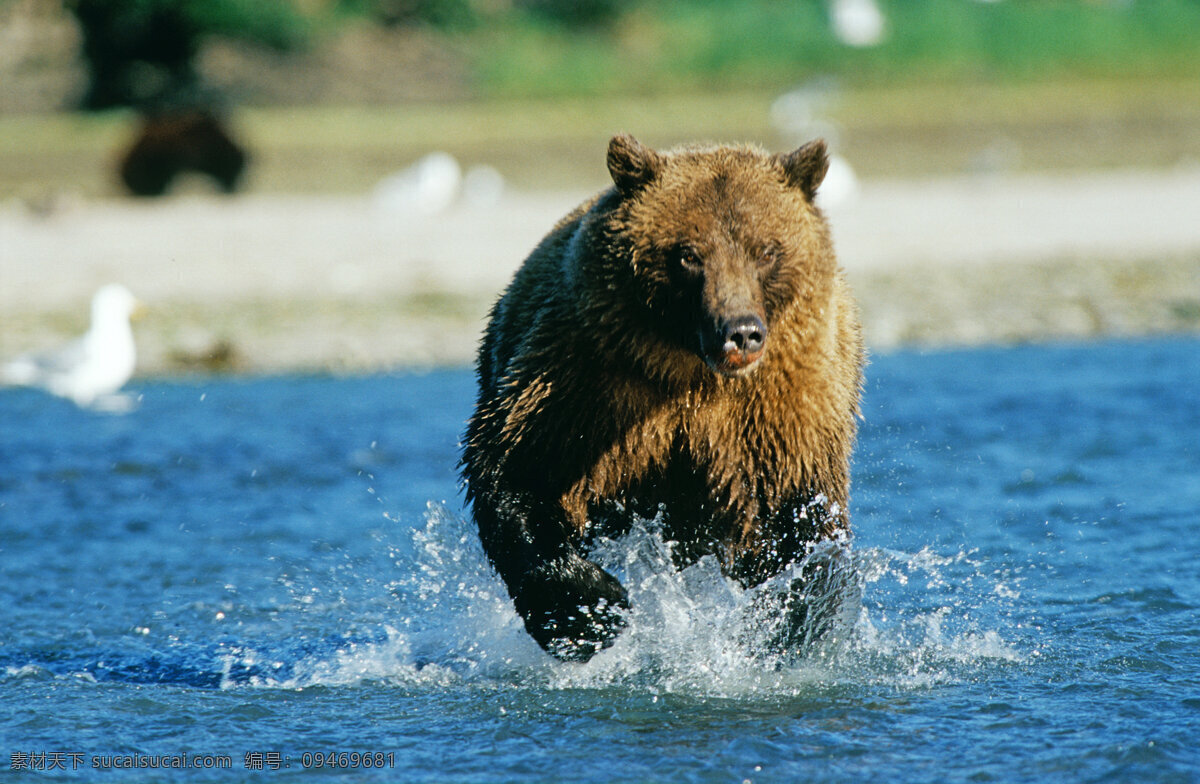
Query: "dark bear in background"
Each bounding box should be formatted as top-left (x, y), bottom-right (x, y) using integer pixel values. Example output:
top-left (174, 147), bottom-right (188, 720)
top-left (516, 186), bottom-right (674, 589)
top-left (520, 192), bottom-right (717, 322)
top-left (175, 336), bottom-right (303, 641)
top-left (461, 135), bottom-right (864, 661)
top-left (119, 109), bottom-right (247, 197)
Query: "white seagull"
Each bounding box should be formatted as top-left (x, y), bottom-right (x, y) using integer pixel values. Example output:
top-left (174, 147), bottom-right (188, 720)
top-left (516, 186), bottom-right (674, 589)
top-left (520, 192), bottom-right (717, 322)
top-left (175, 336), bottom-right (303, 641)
top-left (2, 284), bottom-right (142, 410)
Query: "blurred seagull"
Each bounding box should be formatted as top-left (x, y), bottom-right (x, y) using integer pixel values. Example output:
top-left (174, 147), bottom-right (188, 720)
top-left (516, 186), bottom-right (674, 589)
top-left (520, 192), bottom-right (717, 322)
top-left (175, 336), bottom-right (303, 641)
top-left (2, 284), bottom-right (142, 410)
top-left (829, 0), bottom-right (886, 48)
top-left (373, 152), bottom-right (463, 215)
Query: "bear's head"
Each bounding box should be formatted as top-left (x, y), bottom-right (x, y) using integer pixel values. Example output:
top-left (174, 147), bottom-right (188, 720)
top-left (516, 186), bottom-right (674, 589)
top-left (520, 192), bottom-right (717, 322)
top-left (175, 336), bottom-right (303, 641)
top-left (600, 134), bottom-right (835, 381)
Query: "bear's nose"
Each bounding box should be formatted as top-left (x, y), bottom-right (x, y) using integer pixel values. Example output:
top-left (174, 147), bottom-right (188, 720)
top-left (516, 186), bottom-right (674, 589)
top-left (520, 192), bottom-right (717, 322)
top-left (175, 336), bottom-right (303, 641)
top-left (723, 314), bottom-right (767, 357)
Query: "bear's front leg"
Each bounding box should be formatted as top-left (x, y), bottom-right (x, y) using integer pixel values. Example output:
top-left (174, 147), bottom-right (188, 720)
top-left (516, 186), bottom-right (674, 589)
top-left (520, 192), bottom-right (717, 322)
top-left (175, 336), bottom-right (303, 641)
top-left (471, 495), bottom-right (630, 662)
top-left (742, 544), bottom-right (861, 658)
top-left (727, 497), bottom-right (860, 657)
top-left (510, 550), bottom-right (630, 662)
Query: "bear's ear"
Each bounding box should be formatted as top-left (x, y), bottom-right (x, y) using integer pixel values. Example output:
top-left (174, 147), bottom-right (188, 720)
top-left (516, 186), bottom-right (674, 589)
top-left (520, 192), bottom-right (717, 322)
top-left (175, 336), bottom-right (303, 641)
top-left (607, 134), bottom-right (662, 195)
top-left (774, 139), bottom-right (829, 201)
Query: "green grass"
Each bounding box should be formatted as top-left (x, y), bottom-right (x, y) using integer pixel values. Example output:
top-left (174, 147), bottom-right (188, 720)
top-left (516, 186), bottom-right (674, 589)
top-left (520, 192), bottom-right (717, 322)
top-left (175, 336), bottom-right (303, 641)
top-left (466, 0), bottom-right (1200, 98)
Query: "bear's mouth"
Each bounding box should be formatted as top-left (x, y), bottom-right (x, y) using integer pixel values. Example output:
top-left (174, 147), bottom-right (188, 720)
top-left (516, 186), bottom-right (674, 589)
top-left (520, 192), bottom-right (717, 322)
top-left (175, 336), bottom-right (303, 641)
top-left (703, 347), bottom-right (765, 377)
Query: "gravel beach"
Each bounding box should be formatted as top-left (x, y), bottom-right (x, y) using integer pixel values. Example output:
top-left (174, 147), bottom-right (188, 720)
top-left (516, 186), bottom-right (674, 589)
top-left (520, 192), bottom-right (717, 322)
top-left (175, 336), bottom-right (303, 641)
top-left (3, 166), bottom-right (1199, 377)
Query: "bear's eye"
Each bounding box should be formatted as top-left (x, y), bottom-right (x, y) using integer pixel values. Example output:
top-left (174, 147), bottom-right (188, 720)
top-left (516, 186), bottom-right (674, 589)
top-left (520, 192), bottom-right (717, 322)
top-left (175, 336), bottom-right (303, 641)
top-left (673, 246), bottom-right (703, 273)
top-left (758, 244), bottom-right (782, 269)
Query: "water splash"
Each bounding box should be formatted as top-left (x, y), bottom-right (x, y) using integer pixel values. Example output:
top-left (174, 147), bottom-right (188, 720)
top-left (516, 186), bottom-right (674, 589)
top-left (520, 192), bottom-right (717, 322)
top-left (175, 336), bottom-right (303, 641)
top-left (231, 503), bottom-right (1027, 695)
top-left (850, 546), bottom-right (1027, 688)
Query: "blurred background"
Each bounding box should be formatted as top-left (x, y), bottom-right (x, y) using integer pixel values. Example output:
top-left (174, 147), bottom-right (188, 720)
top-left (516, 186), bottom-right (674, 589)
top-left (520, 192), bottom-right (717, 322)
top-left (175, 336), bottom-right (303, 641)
top-left (2, 0), bottom-right (1199, 376)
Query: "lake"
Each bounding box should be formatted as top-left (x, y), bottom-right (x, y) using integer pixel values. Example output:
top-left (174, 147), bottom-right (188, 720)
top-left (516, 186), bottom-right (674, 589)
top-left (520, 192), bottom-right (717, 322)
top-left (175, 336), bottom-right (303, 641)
top-left (2, 337), bottom-right (1198, 782)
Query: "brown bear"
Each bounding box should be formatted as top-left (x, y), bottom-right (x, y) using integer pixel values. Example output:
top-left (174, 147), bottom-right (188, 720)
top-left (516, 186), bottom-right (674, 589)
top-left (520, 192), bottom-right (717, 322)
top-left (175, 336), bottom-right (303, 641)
top-left (461, 135), bottom-right (863, 661)
top-left (119, 109), bottom-right (247, 197)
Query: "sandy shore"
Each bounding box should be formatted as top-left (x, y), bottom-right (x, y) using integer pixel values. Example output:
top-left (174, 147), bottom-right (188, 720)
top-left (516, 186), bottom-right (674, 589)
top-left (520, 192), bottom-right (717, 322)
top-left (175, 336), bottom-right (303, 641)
top-left (2, 167), bottom-right (1199, 376)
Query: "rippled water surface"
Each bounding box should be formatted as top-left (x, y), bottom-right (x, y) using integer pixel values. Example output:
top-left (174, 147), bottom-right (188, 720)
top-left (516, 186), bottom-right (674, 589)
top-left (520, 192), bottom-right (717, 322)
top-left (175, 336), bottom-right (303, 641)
top-left (2, 338), bottom-right (1198, 782)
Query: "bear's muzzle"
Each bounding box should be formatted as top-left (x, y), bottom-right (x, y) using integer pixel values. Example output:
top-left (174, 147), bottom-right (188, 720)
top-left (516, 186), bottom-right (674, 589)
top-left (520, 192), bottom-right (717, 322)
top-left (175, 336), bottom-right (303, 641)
top-left (702, 313), bottom-right (767, 376)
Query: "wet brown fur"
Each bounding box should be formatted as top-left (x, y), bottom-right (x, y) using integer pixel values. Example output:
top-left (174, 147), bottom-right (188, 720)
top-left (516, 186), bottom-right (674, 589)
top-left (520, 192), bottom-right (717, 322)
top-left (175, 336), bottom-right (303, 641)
top-left (461, 135), bottom-right (863, 659)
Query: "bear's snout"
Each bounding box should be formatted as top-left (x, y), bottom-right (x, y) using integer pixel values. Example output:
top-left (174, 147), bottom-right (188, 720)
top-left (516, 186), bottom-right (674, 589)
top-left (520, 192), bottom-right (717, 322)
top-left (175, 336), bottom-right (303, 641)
top-left (703, 313), bottom-right (767, 375)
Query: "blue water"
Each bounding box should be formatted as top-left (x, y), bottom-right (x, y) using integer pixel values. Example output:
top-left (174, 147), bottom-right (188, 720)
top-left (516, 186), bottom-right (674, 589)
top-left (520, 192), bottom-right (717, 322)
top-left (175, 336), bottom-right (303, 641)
top-left (2, 337), bottom-right (1198, 782)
